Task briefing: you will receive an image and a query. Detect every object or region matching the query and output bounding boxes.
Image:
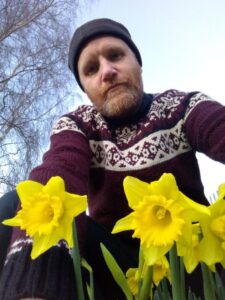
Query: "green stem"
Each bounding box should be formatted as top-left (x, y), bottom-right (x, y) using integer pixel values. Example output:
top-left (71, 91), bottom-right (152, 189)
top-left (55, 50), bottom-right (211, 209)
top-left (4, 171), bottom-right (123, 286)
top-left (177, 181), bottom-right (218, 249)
top-left (200, 262), bottom-right (216, 300)
top-left (71, 220), bottom-right (85, 300)
top-left (169, 244), bottom-right (185, 300)
top-left (179, 257), bottom-right (186, 297)
top-left (137, 246), bottom-right (145, 298)
top-left (139, 265), bottom-right (153, 300)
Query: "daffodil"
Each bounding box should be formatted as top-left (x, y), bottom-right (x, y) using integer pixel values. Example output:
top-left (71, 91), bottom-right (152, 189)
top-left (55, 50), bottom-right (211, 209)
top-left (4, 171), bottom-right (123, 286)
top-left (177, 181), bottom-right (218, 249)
top-left (3, 176), bottom-right (87, 259)
top-left (153, 256), bottom-right (171, 286)
top-left (199, 183), bottom-right (225, 266)
top-left (126, 256), bottom-right (170, 297)
top-left (126, 267), bottom-right (139, 296)
top-left (112, 173), bottom-right (208, 265)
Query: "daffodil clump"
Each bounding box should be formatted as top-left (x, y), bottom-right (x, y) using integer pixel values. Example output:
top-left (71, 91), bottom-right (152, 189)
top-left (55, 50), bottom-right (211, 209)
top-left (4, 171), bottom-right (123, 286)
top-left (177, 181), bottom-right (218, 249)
top-left (109, 173), bottom-right (225, 300)
top-left (3, 173), bottom-right (225, 300)
top-left (3, 176), bottom-right (87, 259)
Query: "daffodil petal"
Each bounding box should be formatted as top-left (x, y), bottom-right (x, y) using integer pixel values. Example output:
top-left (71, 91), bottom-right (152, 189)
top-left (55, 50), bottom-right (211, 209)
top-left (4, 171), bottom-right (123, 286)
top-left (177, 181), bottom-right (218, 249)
top-left (221, 258), bottom-right (225, 269)
top-left (218, 183), bottom-right (225, 201)
top-left (112, 214), bottom-right (134, 234)
top-left (199, 233), bottom-right (224, 266)
top-left (16, 180), bottom-right (44, 204)
top-left (56, 216), bottom-right (73, 247)
top-left (177, 220), bottom-right (193, 247)
top-left (2, 215), bottom-right (22, 227)
top-left (183, 253), bottom-right (199, 274)
top-left (43, 176), bottom-right (65, 199)
top-left (64, 194), bottom-right (87, 217)
top-left (148, 173), bottom-right (179, 200)
top-left (143, 245), bottom-right (171, 266)
top-left (31, 233), bottom-right (61, 259)
top-left (123, 176), bottom-right (149, 209)
top-left (210, 198), bottom-right (225, 215)
top-left (180, 194), bottom-right (210, 220)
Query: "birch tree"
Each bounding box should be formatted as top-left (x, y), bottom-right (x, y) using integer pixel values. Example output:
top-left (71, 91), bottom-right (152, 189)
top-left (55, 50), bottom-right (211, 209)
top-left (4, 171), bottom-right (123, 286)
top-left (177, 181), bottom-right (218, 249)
top-left (0, 0), bottom-right (87, 192)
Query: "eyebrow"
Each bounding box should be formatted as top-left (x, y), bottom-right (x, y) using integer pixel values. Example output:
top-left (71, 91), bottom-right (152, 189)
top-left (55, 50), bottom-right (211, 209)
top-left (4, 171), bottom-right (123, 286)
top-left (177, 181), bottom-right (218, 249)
top-left (103, 44), bottom-right (125, 52)
top-left (86, 43), bottom-right (125, 58)
top-left (79, 43), bottom-right (127, 72)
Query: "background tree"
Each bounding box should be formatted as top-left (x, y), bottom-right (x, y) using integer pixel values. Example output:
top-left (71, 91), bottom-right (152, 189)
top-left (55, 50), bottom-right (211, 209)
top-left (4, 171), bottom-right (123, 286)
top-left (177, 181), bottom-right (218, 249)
top-left (0, 0), bottom-right (88, 193)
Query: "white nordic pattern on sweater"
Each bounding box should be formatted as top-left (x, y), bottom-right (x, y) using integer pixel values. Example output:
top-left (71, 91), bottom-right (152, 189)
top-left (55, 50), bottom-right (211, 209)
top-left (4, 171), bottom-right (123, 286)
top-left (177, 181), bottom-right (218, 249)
top-left (51, 91), bottom-right (212, 171)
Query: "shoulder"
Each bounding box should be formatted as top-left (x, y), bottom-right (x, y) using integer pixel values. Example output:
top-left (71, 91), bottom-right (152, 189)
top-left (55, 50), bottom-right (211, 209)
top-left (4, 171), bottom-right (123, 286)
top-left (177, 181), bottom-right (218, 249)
top-left (146, 89), bottom-right (193, 121)
top-left (50, 105), bottom-right (92, 136)
top-left (152, 89), bottom-right (197, 102)
top-left (51, 104), bottom-right (108, 136)
top-left (151, 89), bottom-right (214, 115)
top-left (152, 89), bottom-right (214, 104)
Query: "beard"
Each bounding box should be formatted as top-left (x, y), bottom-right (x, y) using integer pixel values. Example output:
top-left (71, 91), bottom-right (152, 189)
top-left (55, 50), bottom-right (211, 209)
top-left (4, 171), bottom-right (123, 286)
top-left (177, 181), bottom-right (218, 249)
top-left (99, 77), bottom-right (143, 119)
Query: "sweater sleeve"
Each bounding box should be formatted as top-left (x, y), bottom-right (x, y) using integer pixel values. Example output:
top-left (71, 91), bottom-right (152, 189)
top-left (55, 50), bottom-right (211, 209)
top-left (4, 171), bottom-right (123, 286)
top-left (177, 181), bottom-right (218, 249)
top-left (184, 92), bottom-right (225, 163)
top-left (30, 115), bottom-right (91, 195)
top-left (0, 115), bottom-right (91, 300)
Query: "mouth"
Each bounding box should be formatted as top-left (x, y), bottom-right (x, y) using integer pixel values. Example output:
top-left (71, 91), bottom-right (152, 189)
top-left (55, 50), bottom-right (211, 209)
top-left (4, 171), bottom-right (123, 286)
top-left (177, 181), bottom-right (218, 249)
top-left (106, 83), bottom-right (126, 94)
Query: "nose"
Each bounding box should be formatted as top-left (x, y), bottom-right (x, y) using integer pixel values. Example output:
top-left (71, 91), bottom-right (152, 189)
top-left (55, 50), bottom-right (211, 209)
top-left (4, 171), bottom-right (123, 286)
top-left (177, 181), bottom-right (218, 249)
top-left (100, 59), bottom-right (117, 82)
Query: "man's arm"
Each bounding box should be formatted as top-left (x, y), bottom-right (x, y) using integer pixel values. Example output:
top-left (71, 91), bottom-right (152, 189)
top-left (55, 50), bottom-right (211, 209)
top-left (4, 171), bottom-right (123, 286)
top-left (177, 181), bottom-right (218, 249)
top-left (184, 92), bottom-right (225, 163)
top-left (0, 116), bottom-right (91, 300)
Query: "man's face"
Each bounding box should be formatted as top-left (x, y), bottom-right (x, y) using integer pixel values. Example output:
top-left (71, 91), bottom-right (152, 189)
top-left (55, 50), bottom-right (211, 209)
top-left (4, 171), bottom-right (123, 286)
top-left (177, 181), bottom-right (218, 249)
top-left (78, 36), bottom-right (143, 119)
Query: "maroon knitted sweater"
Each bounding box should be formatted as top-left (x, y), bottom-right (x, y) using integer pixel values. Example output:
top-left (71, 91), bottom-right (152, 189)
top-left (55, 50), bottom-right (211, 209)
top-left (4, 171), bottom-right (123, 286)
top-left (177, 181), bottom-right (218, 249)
top-left (1, 89), bottom-right (225, 299)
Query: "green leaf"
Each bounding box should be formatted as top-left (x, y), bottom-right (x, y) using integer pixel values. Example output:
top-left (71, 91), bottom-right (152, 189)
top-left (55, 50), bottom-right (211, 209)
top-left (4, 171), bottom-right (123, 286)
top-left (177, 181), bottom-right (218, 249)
top-left (100, 243), bottom-right (133, 300)
top-left (81, 258), bottom-right (93, 273)
top-left (86, 283), bottom-right (91, 300)
top-left (215, 271), bottom-right (225, 299)
top-left (200, 262), bottom-right (216, 300)
top-left (81, 258), bottom-right (95, 300)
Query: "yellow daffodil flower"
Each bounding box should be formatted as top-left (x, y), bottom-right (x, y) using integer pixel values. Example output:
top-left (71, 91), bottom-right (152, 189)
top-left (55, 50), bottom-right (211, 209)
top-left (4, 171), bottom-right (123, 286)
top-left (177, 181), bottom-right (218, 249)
top-left (3, 176), bottom-right (87, 259)
top-left (199, 183), bottom-right (225, 266)
top-left (152, 255), bottom-right (171, 286)
top-left (112, 173), bottom-right (209, 265)
top-left (126, 256), bottom-right (170, 296)
top-left (126, 267), bottom-right (139, 296)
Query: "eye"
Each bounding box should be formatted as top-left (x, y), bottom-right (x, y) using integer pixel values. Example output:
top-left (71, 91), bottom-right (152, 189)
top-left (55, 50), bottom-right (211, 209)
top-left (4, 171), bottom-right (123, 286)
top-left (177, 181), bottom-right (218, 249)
top-left (108, 50), bottom-right (123, 62)
top-left (84, 63), bottom-right (98, 76)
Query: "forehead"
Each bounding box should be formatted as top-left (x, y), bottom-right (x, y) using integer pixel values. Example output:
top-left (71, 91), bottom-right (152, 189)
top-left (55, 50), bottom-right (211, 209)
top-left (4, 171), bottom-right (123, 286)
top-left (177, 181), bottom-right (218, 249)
top-left (79, 36), bottom-right (130, 59)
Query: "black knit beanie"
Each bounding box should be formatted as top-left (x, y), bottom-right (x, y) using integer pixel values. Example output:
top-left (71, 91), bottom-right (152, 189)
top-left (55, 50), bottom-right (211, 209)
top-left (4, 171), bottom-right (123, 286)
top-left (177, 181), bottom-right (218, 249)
top-left (68, 18), bottom-right (142, 91)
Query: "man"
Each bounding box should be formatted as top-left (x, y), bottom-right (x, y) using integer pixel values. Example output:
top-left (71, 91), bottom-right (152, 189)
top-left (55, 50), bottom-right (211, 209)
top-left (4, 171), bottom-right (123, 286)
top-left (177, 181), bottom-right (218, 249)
top-left (0, 18), bottom-right (225, 299)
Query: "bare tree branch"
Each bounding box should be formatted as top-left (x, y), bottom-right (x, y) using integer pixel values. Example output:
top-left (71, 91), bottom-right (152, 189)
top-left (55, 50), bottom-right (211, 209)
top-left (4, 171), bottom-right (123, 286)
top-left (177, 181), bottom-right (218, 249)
top-left (0, 0), bottom-right (92, 193)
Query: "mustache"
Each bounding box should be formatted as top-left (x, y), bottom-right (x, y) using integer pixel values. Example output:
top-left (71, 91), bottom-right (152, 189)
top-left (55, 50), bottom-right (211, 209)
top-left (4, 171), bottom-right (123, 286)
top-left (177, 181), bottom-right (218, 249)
top-left (105, 82), bottom-right (128, 95)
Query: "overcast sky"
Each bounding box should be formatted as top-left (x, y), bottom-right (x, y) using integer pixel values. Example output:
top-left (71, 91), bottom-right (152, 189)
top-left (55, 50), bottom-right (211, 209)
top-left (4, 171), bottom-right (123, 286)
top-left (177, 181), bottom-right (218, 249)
top-left (74, 0), bottom-right (225, 199)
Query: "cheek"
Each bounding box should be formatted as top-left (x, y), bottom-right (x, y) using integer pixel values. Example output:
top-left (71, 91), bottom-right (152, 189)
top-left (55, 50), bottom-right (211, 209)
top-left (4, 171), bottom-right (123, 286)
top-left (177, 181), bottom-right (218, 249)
top-left (85, 86), bottom-right (103, 107)
top-left (82, 79), bottom-right (95, 96)
top-left (129, 66), bottom-right (143, 88)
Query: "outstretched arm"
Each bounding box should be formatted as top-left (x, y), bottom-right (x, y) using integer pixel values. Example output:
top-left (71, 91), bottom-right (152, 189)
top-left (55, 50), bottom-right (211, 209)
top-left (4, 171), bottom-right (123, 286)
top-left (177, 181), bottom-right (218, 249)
top-left (0, 115), bottom-right (91, 300)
